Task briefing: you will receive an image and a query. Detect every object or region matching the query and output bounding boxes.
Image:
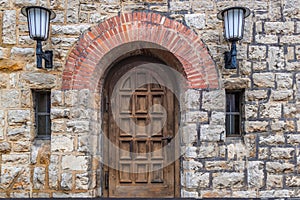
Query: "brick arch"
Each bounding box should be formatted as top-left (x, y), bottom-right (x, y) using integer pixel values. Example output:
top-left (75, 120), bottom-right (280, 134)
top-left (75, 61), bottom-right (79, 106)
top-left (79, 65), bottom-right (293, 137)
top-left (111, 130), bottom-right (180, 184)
top-left (62, 12), bottom-right (220, 90)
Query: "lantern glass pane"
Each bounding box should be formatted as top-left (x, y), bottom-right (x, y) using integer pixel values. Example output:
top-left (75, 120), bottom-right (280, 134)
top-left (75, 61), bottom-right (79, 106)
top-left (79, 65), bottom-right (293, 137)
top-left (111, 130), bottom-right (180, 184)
top-left (224, 8), bottom-right (244, 40)
top-left (27, 7), bottom-right (50, 40)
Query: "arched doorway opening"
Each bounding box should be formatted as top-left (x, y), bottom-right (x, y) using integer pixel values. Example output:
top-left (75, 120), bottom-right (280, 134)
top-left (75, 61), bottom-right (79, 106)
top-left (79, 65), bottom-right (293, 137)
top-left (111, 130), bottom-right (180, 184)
top-left (102, 54), bottom-right (183, 198)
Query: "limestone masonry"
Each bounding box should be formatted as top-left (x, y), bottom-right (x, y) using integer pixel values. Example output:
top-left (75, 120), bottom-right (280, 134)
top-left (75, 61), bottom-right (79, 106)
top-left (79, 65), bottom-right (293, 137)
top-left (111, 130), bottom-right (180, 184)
top-left (0, 0), bottom-right (300, 198)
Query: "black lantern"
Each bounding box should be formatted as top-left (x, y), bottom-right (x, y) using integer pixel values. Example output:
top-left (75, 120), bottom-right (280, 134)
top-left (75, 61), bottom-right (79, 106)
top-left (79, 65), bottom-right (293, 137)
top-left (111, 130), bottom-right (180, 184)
top-left (21, 6), bottom-right (56, 69)
top-left (217, 7), bottom-right (250, 69)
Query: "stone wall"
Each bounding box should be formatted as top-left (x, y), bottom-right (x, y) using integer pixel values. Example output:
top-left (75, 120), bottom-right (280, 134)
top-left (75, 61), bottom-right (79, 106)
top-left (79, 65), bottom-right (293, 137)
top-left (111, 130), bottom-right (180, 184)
top-left (0, 0), bottom-right (300, 198)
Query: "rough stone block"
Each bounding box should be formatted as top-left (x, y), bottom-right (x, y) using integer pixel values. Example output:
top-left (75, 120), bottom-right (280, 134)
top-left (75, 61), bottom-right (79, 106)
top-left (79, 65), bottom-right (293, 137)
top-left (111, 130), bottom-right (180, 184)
top-left (2, 154), bottom-right (29, 165)
top-left (212, 172), bottom-right (244, 189)
top-left (268, 47), bottom-right (285, 71)
top-left (267, 175), bottom-right (283, 188)
top-left (61, 172), bottom-right (73, 190)
top-left (202, 90), bottom-right (225, 111)
top-left (169, 1), bottom-right (190, 11)
top-left (184, 146), bottom-right (197, 158)
top-left (253, 73), bottom-right (275, 88)
top-left (259, 189), bottom-right (292, 198)
top-left (8, 110), bottom-right (30, 125)
top-left (259, 134), bottom-right (285, 145)
top-left (232, 191), bottom-right (257, 198)
top-left (205, 161), bottom-right (233, 171)
top-left (259, 103), bottom-right (282, 119)
top-left (49, 155), bottom-right (59, 189)
top-left (51, 109), bottom-right (70, 119)
top-left (287, 134), bottom-right (300, 145)
top-left (185, 14), bottom-right (205, 30)
top-left (200, 125), bottom-right (225, 142)
top-left (265, 22), bottom-right (295, 34)
top-left (0, 166), bottom-right (30, 189)
top-left (281, 35), bottom-right (299, 44)
top-left (185, 111), bottom-right (208, 123)
top-left (276, 73), bottom-right (293, 89)
top-left (0, 142), bottom-right (11, 153)
top-left (182, 160), bottom-right (203, 171)
top-left (10, 192), bottom-right (30, 198)
top-left (255, 35), bottom-right (278, 44)
top-left (249, 45), bottom-right (267, 60)
top-left (246, 90), bottom-right (268, 101)
top-left (245, 104), bottom-right (258, 119)
top-left (271, 90), bottom-right (293, 101)
top-left (75, 173), bottom-right (89, 190)
top-left (210, 111), bottom-right (225, 125)
top-left (286, 176), bottom-right (300, 187)
top-left (181, 189), bottom-right (199, 198)
top-left (62, 155), bottom-right (90, 171)
top-left (184, 89), bottom-right (200, 110)
top-left (283, 103), bottom-right (297, 118)
top-left (223, 78), bottom-right (250, 90)
top-left (52, 120), bottom-right (66, 133)
top-left (270, 147), bottom-right (294, 160)
top-left (51, 90), bottom-right (64, 106)
top-left (51, 135), bottom-right (74, 152)
top-left (185, 171), bottom-right (209, 189)
top-left (7, 126), bottom-right (31, 141)
top-left (266, 162), bottom-right (294, 173)
top-left (247, 161), bottom-right (264, 188)
top-left (2, 10), bottom-right (16, 44)
top-left (14, 0), bottom-right (36, 6)
top-left (11, 47), bottom-right (35, 61)
top-left (197, 144), bottom-right (218, 159)
top-left (245, 121), bottom-right (269, 133)
top-left (66, 121), bottom-right (90, 133)
top-left (33, 167), bottom-right (45, 189)
top-left (21, 72), bottom-right (56, 88)
top-left (52, 24), bottom-right (90, 35)
top-left (51, 37), bottom-right (78, 47)
top-left (182, 124), bottom-right (197, 144)
top-left (227, 143), bottom-right (249, 160)
top-left (0, 90), bottom-right (20, 108)
top-left (32, 193), bottom-right (50, 198)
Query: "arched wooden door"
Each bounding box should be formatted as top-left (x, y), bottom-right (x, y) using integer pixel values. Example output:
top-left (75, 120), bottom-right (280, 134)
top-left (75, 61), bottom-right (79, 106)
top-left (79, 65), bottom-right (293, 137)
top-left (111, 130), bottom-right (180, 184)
top-left (103, 56), bottom-right (180, 198)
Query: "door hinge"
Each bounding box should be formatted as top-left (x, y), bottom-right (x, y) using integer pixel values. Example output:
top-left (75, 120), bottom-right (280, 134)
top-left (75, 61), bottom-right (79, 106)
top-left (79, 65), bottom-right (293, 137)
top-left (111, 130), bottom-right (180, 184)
top-left (105, 171), bottom-right (109, 189)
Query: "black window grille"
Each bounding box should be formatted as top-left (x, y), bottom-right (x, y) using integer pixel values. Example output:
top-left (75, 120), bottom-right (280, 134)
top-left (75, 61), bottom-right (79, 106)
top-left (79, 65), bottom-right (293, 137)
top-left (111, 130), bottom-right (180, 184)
top-left (226, 91), bottom-right (243, 136)
top-left (34, 90), bottom-right (51, 139)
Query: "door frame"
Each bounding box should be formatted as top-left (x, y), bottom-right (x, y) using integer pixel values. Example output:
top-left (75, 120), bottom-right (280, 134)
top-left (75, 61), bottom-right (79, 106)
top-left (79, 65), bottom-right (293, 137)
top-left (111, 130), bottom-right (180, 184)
top-left (101, 55), bottom-right (181, 198)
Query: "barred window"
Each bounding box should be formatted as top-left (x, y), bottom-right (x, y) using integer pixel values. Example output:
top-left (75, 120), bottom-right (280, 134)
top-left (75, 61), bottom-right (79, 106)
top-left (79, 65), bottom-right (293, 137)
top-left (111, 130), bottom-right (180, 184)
top-left (34, 91), bottom-right (51, 139)
top-left (226, 91), bottom-right (243, 136)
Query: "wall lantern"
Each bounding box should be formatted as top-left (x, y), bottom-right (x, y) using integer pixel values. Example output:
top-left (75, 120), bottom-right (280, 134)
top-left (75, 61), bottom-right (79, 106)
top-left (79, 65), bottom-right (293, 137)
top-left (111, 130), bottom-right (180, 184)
top-left (21, 6), bottom-right (56, 69)
top-left (217, 7), bottom-right (250, 69)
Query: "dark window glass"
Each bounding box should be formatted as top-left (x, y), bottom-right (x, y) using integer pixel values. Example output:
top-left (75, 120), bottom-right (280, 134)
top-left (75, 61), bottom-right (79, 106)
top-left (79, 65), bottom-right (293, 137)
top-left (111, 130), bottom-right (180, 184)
top-left (34, 91), bottom-right (51, 139)
top-left (226, 91), bottom-right (243, 136)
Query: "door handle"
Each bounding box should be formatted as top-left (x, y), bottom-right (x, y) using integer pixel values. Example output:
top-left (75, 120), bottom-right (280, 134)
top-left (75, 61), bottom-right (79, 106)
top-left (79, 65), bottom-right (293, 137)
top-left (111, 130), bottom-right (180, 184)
top-left (162, 136), bottom-right (173, 144)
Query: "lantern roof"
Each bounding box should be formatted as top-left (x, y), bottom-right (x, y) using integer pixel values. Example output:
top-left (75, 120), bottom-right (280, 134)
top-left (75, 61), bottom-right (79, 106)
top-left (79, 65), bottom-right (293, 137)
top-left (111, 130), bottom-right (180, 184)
top-left (217, 6), bottom-right (250, 20)
top-left (21, 6), bottom-right (56, 20)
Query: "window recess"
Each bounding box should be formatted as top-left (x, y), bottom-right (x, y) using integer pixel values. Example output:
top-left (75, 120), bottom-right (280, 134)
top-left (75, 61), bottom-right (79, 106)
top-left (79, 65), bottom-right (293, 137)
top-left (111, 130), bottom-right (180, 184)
top-left (226, 90), bottom-right (244, 137)
top-left (33, 90), bottom-right (51, 139)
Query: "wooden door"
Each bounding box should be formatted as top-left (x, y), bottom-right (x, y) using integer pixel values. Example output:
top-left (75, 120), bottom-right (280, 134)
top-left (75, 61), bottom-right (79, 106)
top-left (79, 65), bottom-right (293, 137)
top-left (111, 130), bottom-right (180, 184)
top-left (103, 57), bottom-right (179, 198)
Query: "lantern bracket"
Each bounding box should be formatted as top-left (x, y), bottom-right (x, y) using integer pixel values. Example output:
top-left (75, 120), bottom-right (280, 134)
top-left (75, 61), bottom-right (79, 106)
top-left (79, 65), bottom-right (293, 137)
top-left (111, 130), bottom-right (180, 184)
top-left (36, 40), bottom-right (53, 69)
top-left (224, 41), bottom-right (237, 69)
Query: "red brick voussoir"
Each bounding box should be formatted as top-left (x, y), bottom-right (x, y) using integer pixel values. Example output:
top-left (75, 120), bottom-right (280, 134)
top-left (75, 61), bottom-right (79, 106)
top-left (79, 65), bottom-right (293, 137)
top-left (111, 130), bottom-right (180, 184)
top-left (62, 11), bottom-right (220, 91)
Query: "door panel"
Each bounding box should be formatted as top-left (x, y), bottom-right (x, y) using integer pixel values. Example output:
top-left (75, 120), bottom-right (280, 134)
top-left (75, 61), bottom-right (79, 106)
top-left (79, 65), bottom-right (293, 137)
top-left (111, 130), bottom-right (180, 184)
top-left (104, 57), bottom-right (178, 198)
